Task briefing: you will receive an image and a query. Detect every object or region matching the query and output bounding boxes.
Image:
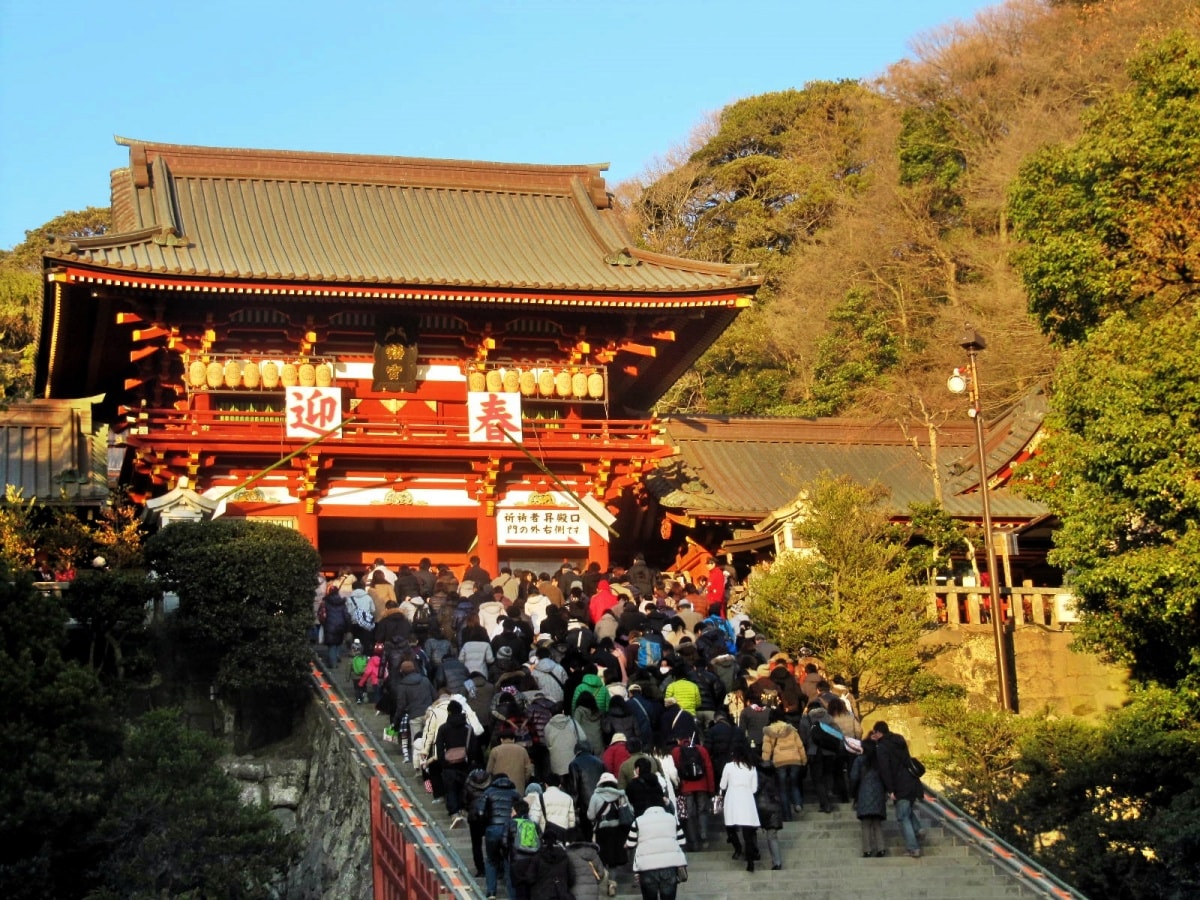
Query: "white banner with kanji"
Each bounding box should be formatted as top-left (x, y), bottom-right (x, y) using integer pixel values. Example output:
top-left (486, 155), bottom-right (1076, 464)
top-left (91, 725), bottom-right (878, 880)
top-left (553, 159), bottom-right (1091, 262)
top-left (286, 386), bottom-right (343, 439)
top-left (497, 506), bottom-right (588, 547)
top-left (467, 391), bottom-right (523, 443)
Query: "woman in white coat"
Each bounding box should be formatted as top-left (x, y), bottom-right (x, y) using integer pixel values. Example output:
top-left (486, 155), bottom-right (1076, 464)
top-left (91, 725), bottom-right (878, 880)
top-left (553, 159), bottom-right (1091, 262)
top-left (718, 744), bottom-right (761, 871)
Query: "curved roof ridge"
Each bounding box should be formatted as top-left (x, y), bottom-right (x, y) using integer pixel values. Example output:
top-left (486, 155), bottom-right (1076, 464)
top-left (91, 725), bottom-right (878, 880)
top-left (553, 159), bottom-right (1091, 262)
top-left (114, 135), bottom-right (612, 197)
top-left (629, 246), bottom-right (760, 281)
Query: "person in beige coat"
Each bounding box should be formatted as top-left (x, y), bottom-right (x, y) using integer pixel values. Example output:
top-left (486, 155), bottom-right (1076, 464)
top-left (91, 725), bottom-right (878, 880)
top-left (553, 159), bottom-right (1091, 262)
top-left (486, 724), bottom-right (534, 793)
top-left (761, 710), bottom-right (807, 818)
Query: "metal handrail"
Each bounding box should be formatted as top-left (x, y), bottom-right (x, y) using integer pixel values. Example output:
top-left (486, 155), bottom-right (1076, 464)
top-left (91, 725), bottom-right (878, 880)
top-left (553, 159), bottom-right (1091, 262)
top-left (920, 786), bottom-right (1090, 900)
top-left (308, 658), bottom-right (483, 900)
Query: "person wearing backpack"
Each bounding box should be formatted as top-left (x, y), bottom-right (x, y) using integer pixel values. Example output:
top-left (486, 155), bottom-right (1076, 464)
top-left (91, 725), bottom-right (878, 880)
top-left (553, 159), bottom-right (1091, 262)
top-left (586, 772), bottom-right (631, 871)
top-left (348, 639), bottom-right (369, 702)
top-left (475, 773), bottom-right (521, 900)
top-left (670, 737), bottom-right (714, 851)
top-left (507, 799), bottom-right (543, 900)
top-left (801, 699), bottom-right (839, 814)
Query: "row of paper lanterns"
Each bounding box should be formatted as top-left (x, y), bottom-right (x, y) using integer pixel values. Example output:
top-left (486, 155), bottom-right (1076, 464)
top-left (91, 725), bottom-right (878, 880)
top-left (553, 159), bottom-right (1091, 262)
top-left (187, 359), bottom-right (334, 390)
top-left (467, 367), bottom-right (605, 399)
top-left (183, 357), bottom-right (606, 399)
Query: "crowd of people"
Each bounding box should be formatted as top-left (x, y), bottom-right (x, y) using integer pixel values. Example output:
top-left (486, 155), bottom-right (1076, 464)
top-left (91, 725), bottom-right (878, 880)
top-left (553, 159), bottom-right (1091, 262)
top-left (313, 553), bottom-right (927, 900)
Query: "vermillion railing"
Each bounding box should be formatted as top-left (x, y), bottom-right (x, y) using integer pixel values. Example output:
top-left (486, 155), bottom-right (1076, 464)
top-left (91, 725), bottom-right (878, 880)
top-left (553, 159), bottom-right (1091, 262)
top-left (122, 407), bottom-right (664, 448)
top-left (930, 586), bottom-right (1076, 628)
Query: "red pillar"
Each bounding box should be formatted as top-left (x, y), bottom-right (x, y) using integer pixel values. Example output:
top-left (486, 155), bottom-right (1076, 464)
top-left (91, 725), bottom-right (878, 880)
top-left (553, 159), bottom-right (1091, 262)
top-left (476, 508), bottom-right (499, 574)
top-left (589, 526), bottom-right (610, 571)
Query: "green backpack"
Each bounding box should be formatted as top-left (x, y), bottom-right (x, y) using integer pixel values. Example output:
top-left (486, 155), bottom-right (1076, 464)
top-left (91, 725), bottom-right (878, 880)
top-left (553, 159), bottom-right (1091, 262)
top-left (350, 655), bottom-right (368, 679)
top-left (513, 817), bottom-right (541, 854)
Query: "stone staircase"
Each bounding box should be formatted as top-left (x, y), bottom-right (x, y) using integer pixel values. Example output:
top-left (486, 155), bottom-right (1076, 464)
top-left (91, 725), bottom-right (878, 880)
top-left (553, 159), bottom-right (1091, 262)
top-left (347, 698), bottom-right (1037, 900)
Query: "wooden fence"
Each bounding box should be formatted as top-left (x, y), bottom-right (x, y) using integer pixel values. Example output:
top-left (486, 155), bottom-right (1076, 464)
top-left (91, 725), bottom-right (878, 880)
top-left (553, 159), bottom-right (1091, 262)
top-left (931, 585), bottom-right (1076, 628)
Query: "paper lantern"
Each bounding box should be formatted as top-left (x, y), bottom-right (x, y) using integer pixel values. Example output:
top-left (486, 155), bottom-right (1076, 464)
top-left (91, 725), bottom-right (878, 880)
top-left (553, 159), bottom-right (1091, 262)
top-left (554, 370), bottom-right (572, 397)
top-left (188, 360), bottom-right (207, 388)
top-left (223, 360), bottom-right (242, 389)
top-left (205, 361), bottom-right (223, 388)
top-left (281, 363), bottom-right (298, 387)
top-left (519, 371), bottom-right (536, 395)
top-left (242, 361), bottom-right (261, 388)
top-left (571, 371), bottom-right (588, 397)
top-left (468, 371), bottom-right (486, 392)
top-left (502, 370), bottom-right (519, 393)
top-left (262, 361), bottom-right (280, 388)
top-left (299, 362), bottom-right (316, 386)
top-left (537, 369), bottom-right (555, 396)
top-left (587, 371), bottom-right (605, 399)
top-left (315, 363), bottom-right (332, 386)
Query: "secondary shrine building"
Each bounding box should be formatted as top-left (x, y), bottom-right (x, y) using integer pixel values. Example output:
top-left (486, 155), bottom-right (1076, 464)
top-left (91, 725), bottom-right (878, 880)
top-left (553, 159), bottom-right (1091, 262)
top-left (36, 138), bottom-right (761, 575)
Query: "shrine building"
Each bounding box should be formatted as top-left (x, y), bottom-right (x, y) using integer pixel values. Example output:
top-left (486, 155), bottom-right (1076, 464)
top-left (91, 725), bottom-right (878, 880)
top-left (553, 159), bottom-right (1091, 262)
top-left (36, 138), bottom-right (762, 575)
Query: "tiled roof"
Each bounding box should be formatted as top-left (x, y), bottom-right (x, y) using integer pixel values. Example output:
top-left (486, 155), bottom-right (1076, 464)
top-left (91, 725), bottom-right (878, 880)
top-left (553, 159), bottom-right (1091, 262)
top-left (45, 138), bottom-right (761, 298)
top-left (647, 393), bottom-right (1049, 522)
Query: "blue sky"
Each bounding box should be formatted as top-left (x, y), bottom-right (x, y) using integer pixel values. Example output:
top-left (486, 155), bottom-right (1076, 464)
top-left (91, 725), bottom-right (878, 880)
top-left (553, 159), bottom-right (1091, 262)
top-left (0, 0), bottom-right (998, 251)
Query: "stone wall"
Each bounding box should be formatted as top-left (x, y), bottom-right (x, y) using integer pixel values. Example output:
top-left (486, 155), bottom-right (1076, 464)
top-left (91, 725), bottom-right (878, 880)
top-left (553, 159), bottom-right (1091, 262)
top-left (921, 625), bottom-right (1128, 718)
top-left (222, 702), bottom-right (373, 900)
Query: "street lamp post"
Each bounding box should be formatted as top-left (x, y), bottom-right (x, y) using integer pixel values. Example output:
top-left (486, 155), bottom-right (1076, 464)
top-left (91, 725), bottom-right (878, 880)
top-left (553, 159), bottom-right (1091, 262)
top-left (949, 326), bottom-right (1015, 712)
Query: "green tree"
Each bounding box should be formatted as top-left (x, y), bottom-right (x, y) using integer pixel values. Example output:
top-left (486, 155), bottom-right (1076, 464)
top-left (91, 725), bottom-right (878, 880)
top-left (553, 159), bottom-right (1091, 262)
top-left (999, 689), bottom-right (1200, 899)
top-left (1008, 31), bottom-right (1200, 344)
top-left (745, 474), bottom-right (930, 707)
top-left (0, 207), bottom-right (110, 400)
top-left (1020, 310), bottom-right (1200, 700)
top-left (144, 519), bottom-right (320, 700)
top-left (920, 696), bottom-right (1027, 829)
top-left (0, 571), bottom-right (124, 899)
top-left (65, 569), bottom-right (157, 681)
top-left (900, 501), bottom-right (969, 587)
top-left (795, 287), bottom-right (900, 417)
top-left (86, 708), bottom-right (300, 900)
top-left (1008, 33), bottom-right (1200, 704)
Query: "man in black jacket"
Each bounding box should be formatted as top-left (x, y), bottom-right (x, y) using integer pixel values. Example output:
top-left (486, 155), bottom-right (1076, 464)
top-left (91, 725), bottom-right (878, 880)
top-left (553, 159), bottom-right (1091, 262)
top-left (871, 721), bottom-right (925, 858)
top-left (566, 743), bottom-right (607, 840)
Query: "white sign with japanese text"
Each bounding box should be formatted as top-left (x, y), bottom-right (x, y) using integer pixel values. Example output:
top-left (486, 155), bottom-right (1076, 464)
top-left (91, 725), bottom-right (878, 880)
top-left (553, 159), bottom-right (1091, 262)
top-left (286, 386), bottom-right (343, 440)
top-left (467, 391), bottom-right (523, 443)
top-left (498, 506), bottom-right (587, 547)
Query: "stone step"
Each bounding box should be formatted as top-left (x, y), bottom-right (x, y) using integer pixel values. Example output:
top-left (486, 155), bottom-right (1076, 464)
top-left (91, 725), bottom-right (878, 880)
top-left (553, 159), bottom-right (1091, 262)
top-left (355, 706), bottom-right (1030, 899)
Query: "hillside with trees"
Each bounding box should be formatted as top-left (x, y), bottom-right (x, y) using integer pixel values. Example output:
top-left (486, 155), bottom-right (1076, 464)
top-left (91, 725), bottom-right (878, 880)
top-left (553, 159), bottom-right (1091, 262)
top-left (615, 0), bottom-right (1197, 424)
